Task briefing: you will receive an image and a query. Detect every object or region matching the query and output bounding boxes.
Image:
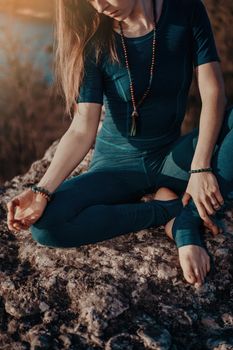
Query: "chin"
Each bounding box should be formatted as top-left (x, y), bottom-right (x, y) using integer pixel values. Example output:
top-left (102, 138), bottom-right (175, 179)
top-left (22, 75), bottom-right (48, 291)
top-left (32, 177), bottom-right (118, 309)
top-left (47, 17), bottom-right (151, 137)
top-left (113, 15), bottom-right (121, 20)
top-left (113, 12), bottom-right (127, 20)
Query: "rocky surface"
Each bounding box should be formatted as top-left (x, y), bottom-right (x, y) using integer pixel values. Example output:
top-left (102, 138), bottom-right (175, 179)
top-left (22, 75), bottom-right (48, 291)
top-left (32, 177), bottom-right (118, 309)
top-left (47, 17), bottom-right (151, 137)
top-left (0, 139), bottom-right (233, 350)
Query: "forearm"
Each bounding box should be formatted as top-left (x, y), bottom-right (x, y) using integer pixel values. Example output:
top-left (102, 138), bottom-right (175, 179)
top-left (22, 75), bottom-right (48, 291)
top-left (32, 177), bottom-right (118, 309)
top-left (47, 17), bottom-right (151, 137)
top-left (37, 130), bottom-right (95, 193)
top-left (191, 91), bottom-right (227, 169)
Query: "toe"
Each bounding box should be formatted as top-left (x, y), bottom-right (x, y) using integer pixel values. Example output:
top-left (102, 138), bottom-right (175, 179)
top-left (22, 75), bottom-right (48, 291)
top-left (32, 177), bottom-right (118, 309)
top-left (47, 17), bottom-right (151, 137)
top-left (205, 254), bottom-right (211, 274)
top-left (194, 267), bottom-right (203, 285)
top-left (185, 272), bottom-right (196, 284)
top-left (182, 266), bottom-right (197, 284)
top-left (200, 266), bottom-right (206, 282)
top-left (206, 260), bottom-right (211, 273)
top-left (201, 258), bottom-right (207, 276)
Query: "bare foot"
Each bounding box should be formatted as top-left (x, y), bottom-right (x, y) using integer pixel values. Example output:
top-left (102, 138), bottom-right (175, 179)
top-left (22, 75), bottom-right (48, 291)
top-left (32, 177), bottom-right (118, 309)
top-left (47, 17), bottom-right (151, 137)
top-left (178, 245), bottom-right (211, 286)
top-left (164, 218), bottom-right (211, 285)
top-left (153, 187), bottom-right (211, 286)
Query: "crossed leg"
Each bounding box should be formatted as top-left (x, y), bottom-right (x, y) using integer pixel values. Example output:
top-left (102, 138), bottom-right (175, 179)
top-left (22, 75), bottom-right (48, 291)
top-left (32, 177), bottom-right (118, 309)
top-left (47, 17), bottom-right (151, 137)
top-left (155, 105), bottom-right (233, 286)
top-left (30, 168), bottom-right (183, 248)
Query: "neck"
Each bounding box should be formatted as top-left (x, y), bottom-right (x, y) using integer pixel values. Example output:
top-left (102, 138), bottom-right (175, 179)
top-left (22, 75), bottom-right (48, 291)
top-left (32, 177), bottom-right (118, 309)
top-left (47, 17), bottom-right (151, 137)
top-left (124, 0), bottom-right (154, 29)
top-left (113, 0), bottom-right (163, 35)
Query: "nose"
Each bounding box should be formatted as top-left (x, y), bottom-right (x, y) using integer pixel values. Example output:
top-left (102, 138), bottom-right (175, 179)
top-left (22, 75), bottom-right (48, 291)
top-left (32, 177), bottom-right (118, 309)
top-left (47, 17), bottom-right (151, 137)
top-left (95, 0), bottom-right (109, 13)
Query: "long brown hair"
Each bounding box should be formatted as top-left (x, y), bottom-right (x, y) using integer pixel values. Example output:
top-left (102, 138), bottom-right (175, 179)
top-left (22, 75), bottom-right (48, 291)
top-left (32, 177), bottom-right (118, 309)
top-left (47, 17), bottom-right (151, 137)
top-left (54, 0), bottom-right (120, 118)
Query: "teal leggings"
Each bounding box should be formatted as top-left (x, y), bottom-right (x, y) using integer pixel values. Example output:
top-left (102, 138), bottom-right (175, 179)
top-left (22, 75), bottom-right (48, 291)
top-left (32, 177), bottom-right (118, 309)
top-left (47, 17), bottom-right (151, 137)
top-left (30, 106), bottom-right (233, 248)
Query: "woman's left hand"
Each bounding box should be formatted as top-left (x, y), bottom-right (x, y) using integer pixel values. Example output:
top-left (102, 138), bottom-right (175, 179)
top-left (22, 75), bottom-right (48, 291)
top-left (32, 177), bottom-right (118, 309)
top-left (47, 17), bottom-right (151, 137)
top-left (182, 172), bottom-right (224, 233)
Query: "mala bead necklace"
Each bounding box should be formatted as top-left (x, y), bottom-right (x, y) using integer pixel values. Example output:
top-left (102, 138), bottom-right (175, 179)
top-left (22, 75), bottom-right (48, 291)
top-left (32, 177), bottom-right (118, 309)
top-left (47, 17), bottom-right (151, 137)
top-left (118, 0), bottom-right (157, 136)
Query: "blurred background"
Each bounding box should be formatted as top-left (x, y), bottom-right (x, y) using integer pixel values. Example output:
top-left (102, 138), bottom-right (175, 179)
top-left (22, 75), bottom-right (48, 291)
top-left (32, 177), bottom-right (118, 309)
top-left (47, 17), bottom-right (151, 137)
top-left (0, 0), bottom-right (232, 186)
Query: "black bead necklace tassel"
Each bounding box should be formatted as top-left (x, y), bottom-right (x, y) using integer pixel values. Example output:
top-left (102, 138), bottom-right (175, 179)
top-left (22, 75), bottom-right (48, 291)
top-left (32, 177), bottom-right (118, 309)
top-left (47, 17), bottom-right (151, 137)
top-left (118, 0), bottom-right (157, 137)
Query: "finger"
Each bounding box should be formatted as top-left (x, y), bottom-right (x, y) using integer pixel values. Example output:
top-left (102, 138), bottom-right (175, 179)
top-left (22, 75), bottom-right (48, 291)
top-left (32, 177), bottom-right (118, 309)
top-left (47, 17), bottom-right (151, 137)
top-left (7, 213), bottom-right (18, 231)
top-left (202, 197), bottom-right (216, 216)
top-left (207, 221), bottom-right (220, 236)
top-left (12, 222), bottom-right (22, 232)
top-left (206, 212), bottom-right (221, 235)
top-left (6, 199), bottom-right (18, 222)
top-left (7, 212), bottom-right (16, 231)
top-left (214, 191), bottom-right (224, 206)
top-left (203, 215), bottom-right (220, 235)
top-left (196, 201), bottom-right (218, 231)
top-left (182, 192), bottom-right (191, 206)
top-left (203, 217), bottom-right (221, 235)
top-left (21, 218), bottom-right (33, 228)
top-left (203, 220), bottom-right (218, 236)
top-left (196, 201), bottom-right (210, 223)
top-left (209, 193), bottom-right (222, 210)
top-left (211, 224), bottom-right (220, 236)
top-left (6, 199), bottom-right (23, 232)
top-left (14, 220), bottom-right (30, 231)
top-left (8, 222), bottom-right (17, 232)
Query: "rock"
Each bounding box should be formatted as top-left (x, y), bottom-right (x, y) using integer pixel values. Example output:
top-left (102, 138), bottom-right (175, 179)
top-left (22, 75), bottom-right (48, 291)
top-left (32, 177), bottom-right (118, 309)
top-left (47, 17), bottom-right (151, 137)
top-left (75, 283), bottom-right (129, 337)
top-left (137, 325), bottom-right (171, 350)
top-left (201, 317), bottom-right (222, 330)
top-left (0, 129), bottom-right (233, 349)
top-left (105, 333), bottom-right (143, 350)
top-left (221, 313), bottom-right (233, 327)
top-left (206, 337), bottom-right (233, 350)
top-left (22, 324), bottom-right (53, 349)
top-left (58, 334), bottom-right (72, 349)
top-left (156, 262), bottom-right (178, 280)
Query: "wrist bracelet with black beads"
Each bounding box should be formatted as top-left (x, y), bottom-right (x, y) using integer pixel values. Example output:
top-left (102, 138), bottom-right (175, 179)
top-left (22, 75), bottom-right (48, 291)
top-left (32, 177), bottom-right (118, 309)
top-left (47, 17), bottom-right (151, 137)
top-left (188, 167), bottom-right (213, 174)
top-left (30, 185), bottom-right (53, 202)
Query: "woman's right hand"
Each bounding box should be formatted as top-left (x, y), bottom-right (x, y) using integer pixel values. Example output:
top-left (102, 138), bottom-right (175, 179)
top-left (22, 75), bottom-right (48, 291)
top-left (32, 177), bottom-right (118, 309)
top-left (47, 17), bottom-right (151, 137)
top-left (6, 188), bottom-right (48, 232)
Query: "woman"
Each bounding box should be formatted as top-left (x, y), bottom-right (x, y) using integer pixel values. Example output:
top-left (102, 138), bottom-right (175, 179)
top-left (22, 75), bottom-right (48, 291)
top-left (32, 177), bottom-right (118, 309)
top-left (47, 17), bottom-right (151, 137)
top-left (6, 0), bottom-right (232, 288)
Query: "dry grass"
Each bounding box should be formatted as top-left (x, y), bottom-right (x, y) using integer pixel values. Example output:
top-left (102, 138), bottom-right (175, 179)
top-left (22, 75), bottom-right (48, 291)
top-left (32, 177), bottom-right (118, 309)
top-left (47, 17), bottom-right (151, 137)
top-left (0, 24), bottom-right (69, 185)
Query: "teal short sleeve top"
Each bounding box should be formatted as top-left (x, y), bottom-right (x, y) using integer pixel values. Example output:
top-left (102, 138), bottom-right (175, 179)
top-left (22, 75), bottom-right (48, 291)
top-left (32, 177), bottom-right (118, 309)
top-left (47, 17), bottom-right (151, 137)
top-left (76, 0), bottom-right (220, 142)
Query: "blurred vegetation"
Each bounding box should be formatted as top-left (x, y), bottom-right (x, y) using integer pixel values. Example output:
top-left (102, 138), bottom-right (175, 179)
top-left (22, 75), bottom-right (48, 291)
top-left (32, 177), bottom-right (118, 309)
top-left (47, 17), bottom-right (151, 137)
top-left (0, 25), bottom-right (70, 185)
top-left (0, 0), bottom-right (54, 16)
top-left (0, 0), bottom-right (232, 185)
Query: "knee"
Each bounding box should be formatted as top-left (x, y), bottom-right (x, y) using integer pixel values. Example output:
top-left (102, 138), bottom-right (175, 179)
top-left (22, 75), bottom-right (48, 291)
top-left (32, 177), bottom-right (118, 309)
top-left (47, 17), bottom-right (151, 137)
top-left (29, 223), bottom-right (60, 248)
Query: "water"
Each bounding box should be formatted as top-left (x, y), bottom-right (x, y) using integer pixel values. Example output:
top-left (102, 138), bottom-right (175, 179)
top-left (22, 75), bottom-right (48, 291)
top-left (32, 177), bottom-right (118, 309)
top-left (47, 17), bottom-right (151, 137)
top-left (0, 12), bottom-right (54, 84)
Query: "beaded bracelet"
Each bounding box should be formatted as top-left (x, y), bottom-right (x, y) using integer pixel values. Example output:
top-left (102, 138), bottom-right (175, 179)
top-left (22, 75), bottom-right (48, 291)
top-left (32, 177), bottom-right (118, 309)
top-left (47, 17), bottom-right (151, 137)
top-left (188, 167), bottom-right (213, 174)
top-left (30, 185), bottom-right (53, 202)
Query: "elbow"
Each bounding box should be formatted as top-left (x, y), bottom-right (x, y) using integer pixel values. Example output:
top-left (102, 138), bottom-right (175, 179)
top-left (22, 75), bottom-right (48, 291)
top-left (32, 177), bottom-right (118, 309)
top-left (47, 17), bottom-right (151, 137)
top-left (218, 91), bottom-right (228, 109)
top-left (201, 87), bottom-right (227, 108)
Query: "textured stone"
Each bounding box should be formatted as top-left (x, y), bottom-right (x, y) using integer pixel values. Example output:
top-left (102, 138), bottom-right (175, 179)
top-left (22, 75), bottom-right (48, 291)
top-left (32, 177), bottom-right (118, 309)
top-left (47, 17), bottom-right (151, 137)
top-left (0, 135), bottom-right (233, 349)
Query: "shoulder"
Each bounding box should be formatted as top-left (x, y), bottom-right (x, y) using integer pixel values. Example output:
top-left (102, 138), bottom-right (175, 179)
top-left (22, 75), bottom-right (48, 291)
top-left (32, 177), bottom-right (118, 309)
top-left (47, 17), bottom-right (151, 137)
top-left (173, 0), bottom-right (207, 13)
top-left (168, 0), bottom-right (200, 20)
top-left (170, 0), bottom-right (210, 25)
top-left (83, 39), bottom-right (105, 68)
top-left (189, 0), bottom-right (209, 17)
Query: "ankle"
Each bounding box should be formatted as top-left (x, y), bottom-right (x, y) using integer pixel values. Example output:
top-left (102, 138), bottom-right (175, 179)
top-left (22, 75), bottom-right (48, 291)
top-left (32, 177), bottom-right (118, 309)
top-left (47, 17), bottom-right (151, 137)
top-left (164, 218), bottom-right (176, 240)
